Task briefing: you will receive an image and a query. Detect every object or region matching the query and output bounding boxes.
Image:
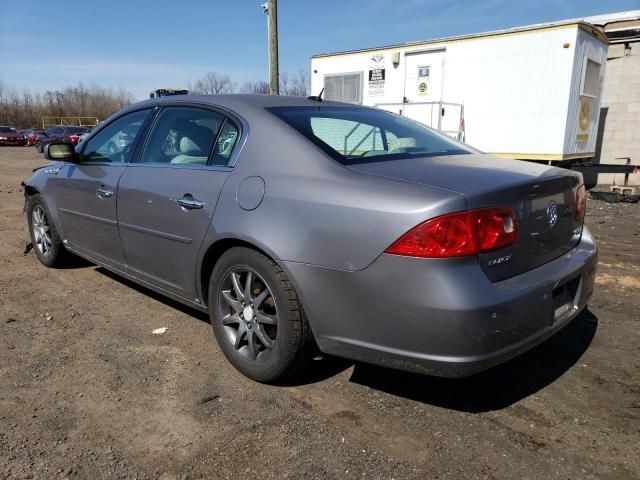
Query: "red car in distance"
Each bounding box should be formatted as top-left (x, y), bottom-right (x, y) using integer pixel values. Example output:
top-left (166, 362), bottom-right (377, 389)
top-left (0, 126), bottom-right (28, 146)
top-left (35, 126), bottom-right (89, 152)
top-left (20, 129), bottom-right (47, 146)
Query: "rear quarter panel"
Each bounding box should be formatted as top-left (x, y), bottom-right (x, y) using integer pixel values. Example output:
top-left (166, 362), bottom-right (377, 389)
top-left (200, 107), bottom-right (468, 272)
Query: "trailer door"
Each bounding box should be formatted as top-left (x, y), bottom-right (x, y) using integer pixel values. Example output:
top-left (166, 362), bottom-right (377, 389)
top-left (402, 50), bottom-right (445, 128)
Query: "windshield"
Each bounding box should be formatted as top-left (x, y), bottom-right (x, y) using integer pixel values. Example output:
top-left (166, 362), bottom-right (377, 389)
top-left (267, 106), bottom-right (473, 165)
top-left (0, 127), bottom-right (17, 133)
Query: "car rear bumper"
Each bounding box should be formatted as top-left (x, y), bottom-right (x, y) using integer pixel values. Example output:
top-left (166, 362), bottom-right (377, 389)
top-left (284, 226), bottom-right (598, 378)
top-left (0, 139), bottom-right (27, 146)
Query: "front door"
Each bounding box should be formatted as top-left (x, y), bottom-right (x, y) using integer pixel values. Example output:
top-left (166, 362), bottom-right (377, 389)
top-left (117, 106), bottom-right (240, 300)
top-left (402, 50), bottom-right (445, 128)
top-left (53, 108), bottom-right (152, 268)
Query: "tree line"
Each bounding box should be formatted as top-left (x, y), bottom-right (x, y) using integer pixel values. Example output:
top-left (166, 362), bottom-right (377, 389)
top-left (0, 70), bottom-right (310, 129)
top-left (0, 82), bottom-right (135, 129)
top-left (189, 70), bottom-right (309, 96)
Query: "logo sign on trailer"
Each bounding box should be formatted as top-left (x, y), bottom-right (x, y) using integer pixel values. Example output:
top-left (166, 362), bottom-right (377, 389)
top-left (417, 65), bottom-right (430, 96)
top-left (368, 54), bottom-right (386, 97)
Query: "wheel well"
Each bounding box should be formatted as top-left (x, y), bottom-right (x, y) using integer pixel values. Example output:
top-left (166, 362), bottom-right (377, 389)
top-left (24, 185), bottom-right (39, 197)
top-left (200, 238), bottom-right (273, 307)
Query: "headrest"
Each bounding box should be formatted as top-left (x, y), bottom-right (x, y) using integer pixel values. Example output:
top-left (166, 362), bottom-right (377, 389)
top-left (179, 136), bottom-right (201, 155)
top-left (178, 125), bottom-right (213, 155)
top-left (388, 137), bottom-right (417, 151)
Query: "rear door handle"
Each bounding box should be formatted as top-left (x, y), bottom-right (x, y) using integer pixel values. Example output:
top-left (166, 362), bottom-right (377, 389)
top-left (177, 195), bottom-right (204, 210)
top-left (96, 187), bottom-right (113, 199)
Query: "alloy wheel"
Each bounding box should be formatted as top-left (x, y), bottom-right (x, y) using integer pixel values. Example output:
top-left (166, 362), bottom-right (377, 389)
top-left (218, 267), bottom-right (278, 362)
top-left (32, 205), bottom-right (52, 257)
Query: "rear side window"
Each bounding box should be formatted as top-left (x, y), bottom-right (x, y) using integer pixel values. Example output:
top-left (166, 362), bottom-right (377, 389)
top-left (81, 109), bottom-right (151, 163)
top-left (267, 106), bottom-right (471, 165)
top-left (211, 120), bottom-right (239, 166)
top-left (138, 107), bottom-right (224, 166)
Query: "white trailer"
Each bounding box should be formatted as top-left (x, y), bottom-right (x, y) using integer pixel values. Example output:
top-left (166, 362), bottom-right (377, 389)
top-left (311, 20), bottom-right (609, 163)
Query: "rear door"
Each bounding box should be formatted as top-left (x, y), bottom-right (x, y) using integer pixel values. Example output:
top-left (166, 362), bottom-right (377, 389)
top-left (117, 105), bottom-right (240, 299)
top-left (52, 108), bottom-right (152, 268)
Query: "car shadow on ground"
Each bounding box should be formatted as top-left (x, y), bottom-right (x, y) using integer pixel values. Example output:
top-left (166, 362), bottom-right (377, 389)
top-left (93, 266), bottom-right (598, 403)
top-left (94, 267), bottom-right (353, 384)
top-left (56, 255), bottom-right (94, 270)
top-left (348, 309), bottom-right (598, 413)
top-left (95, 267), bottom-right (211, 323)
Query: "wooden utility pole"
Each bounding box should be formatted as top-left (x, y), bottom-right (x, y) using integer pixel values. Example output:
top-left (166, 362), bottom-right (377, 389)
top-left (268, 0), bottom-right (279, 95)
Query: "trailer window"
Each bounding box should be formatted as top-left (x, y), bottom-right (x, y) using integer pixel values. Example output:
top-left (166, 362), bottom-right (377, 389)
top-left (324, 73), bottom-right (363, 104)
top-left (581, 58), bottom-right (601, 98)
top-left (267, 106), bottom-right (472, 165)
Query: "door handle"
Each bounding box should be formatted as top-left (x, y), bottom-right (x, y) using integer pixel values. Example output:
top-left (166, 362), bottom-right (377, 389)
top-left (177, 195), bottom-right (204, 210)
top-left (96, 187), bottom-right (113, 199)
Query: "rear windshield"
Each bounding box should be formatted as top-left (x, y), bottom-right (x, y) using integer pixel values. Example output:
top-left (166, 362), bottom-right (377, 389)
top-left (266, 106), bottom-right (472, 165)
top-left (0, 127), bottom-right (17, 133)
top-left (68, 127), bottom-right (89, 134)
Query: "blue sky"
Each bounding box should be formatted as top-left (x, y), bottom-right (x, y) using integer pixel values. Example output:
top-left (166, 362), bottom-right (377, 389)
top-left (1, 0), bottom-right (638, 100)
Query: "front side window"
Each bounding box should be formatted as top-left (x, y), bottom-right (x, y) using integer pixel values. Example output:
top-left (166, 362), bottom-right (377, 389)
top-left (138, 107), bottom-right (224, 166)
top-left (268, 106), bottom-right (472, 165)
top-left (81, 109), bottom-right (151, 163)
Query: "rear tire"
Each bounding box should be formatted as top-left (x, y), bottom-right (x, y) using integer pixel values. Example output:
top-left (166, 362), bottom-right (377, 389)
top-left (27, 194), bottom-right (68, 267)
top-left (208, 247), bottom-right (313, 382)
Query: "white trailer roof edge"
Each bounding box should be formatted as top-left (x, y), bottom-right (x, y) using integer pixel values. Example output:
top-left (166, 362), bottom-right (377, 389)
top-left (311, 21), bottom-right (608, 59)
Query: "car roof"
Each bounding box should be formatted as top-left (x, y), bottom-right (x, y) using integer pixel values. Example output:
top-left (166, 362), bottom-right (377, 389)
top-left (126, 94), bottom-right (356, 118)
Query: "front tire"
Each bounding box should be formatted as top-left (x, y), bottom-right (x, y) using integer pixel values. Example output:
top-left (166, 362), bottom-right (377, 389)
top-left (27, 195), bottom-right (68, 267)
top-left (209, 247), bottom-right (313, 382)
top-left (35, 142), bottom-right (43, 153)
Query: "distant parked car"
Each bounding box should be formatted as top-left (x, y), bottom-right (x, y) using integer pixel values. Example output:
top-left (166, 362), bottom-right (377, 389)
top-left (35, 126), bottom-right (89, 152)
top-left (20, 128), bottom-right (46, 146)
top-left (0, 126), bottom-right (27, 146)
top-left (77, 122), bottom-right (102, 145)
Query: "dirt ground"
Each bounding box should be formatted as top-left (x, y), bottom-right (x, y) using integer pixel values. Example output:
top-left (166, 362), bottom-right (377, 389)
top-left (1, 147), bottom-right (638, 480)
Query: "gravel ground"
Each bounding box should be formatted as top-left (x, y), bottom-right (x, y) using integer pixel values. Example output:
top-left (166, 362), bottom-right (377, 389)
top-left (1, 147), bottom-right (639, 480)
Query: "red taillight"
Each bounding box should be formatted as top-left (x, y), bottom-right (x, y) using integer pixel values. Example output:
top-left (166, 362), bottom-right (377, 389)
top-left (575, 185), bottom-right (586, 222)
top-left (473, 207), bottom-right (518, 251)
top-left (385, 207), bottom-right (518, 258)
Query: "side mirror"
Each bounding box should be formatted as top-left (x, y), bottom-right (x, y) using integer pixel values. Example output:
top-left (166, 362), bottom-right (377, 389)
top-left (45, 143), bottom-right (76, 162)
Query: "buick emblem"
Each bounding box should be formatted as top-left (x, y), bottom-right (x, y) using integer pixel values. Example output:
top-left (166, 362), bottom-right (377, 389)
top-left (546, 201), bottom-right (558, 227)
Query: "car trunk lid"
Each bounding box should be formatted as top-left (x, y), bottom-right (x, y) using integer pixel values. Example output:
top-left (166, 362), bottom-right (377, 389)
top-left (348, 153), bottom-right (583, 281)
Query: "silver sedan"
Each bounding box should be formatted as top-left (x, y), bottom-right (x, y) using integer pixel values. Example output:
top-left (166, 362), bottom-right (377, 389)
top-left (24, 95), bottom-right (597, 382)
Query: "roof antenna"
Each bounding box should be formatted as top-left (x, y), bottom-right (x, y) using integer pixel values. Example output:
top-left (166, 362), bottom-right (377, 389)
top-left (308, 88), bottom-right (324, 102)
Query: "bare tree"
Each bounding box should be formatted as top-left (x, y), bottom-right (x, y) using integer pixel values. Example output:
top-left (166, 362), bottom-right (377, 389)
top-left (0, 82), bottom-right (135, 128)
top-left (238, 81), bottom-right (271, 94)
top-left (279, 72), bottom-right (291, 95)
top-left (290, 69), bottom-right (310, 97)
top-left (190, 72), bottom-right (234, 95)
